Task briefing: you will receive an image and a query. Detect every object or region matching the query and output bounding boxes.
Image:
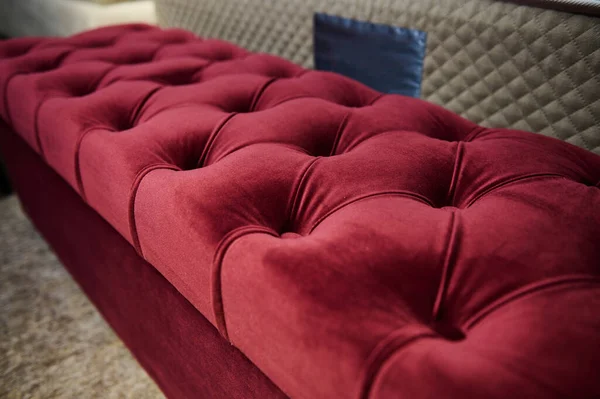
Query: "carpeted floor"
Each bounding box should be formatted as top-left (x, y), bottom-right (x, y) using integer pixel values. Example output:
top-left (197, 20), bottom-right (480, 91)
top-left (0, 194), bottom-right (164, 398)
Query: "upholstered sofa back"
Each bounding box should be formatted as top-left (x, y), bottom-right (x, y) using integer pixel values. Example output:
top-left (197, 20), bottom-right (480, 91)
top-left (156, 0), bottom-right (600, 154)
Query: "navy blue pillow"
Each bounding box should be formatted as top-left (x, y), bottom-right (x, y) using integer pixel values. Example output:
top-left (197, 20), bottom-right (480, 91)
top-left (314, 13), bottom-right (427, 98)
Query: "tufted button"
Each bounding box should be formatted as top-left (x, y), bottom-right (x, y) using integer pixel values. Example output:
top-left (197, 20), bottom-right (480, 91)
top-left (164, 76), bottom-right (200, 86)
top-left (219, 102), bottom-right (253, 114)
top-left (281, 232), bottom-right (301, 239)
top-left (116, 117), bottom-right (137, 132)
top-left (27, 57), bottom-right (67, 74)
top-left (208, 52), bottom-right (234, 62)
top-left (70, 87), bottom-right (94, 98)
top-left (580, 178), bottom-right (598, 188)
top-left (307, 145), bottom-right (336, 158)
top-left (440, 205), bottom-right (458, 211)
top-left (153, 69), bottom-right (204, 87)
top-left (82, 39), bottom-right (117, 49)
top-left (122, 55), bottom-right (155, 65)
top-left (431, 320), bottom-right (466, 341)
top-left (69, 80), bottom-right (100, 97)
top-left (1, 42), bottom-right (37, 58)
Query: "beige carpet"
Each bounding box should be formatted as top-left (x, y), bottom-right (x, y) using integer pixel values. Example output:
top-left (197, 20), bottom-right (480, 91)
top-left (0, 195), bottom-right (164, 399)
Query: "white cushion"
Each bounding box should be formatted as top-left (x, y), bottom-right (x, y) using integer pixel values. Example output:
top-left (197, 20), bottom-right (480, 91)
top-left (0, 0), bottom-right (156, 37)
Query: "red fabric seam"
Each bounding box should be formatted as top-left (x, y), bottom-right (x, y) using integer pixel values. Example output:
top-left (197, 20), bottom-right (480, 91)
top-left (3, 48), bottom-right (73, 126)
top-left (128, 163), bottom-right (180, 257)
top-left (197, 112), bottom-right (238, 168)
top-left (211, 225), bottom-right (279, 339)
top-left (43, 67), bottom-right (115, 164)
top-left (359, 329), bottom-right (438, 399)
top-left (432, 211), bottom-right (460, 321)
top-left (74, 126), bottom-right (108, 202)
top-left (466, 173), bottom-right (568, 207)
top-left (309, 190), bottom-right (434, 234)
top-left (447, 142), bottom-right (464, 207)
top-left (329, 111), bottom-right (352, 156)
top-left (463, 274), bottom-right (600, 329)
top-left (249, 77), bottom-right (278, 111)
top-left (129, 85), bottom-right (163, 127)
top-left (286, 157), bottom-right (321, 231)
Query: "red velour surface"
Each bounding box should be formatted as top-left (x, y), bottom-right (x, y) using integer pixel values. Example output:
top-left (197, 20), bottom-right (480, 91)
top-left (0, 123), bottom-right (287, 399)
top-left (1, 24), bottom-right (600, 399)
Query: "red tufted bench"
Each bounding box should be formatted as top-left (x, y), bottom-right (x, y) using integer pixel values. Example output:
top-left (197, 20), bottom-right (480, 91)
top-left (1, 24), bottom-right (600, 398)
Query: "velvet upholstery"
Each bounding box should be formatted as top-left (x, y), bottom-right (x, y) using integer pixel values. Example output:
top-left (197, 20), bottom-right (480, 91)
top-left (0, 123), bottom-right (287, 399)
top-left (1, 24), bottom-right (600, 399)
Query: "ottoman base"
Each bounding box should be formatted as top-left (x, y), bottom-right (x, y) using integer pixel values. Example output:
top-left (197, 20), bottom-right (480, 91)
top-left (0, 124), bottom-right (286, 399)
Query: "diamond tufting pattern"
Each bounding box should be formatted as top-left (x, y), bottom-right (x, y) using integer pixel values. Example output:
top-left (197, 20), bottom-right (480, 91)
top-left (1, 24), bottom-right (600, 399)
top-left (156, 0), bottom-right (600, 154)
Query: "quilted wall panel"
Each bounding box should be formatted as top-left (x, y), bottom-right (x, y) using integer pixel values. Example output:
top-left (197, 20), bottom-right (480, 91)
top-left (156, 0), bottom-right (600, 154)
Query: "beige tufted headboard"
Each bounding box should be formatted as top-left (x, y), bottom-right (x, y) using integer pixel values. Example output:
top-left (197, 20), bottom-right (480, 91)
top-left (155, 0), bottom-right (600, 154)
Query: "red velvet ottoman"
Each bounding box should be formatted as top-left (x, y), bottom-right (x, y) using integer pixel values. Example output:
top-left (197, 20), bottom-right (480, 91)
top-left (1, 24), bottom-right (600, 399)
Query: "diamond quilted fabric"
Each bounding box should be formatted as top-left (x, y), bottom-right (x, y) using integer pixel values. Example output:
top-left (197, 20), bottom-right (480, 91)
top-left (156, 0), bottom-right (600, 154)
